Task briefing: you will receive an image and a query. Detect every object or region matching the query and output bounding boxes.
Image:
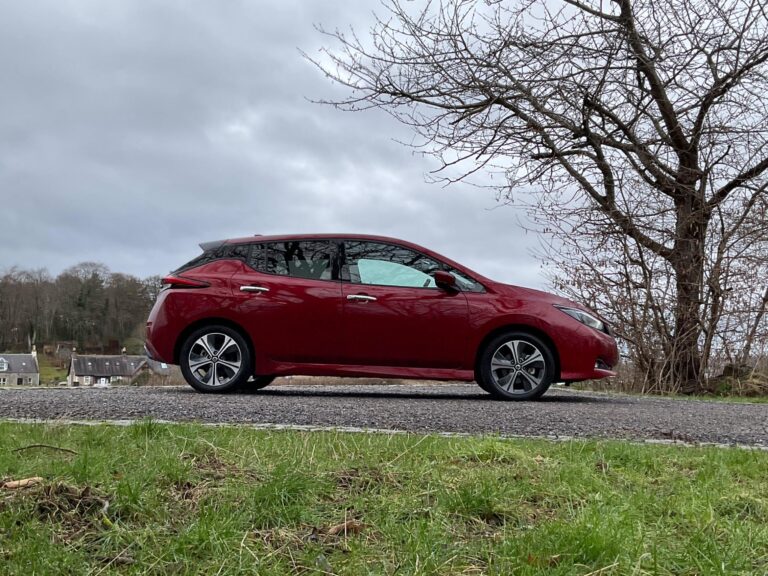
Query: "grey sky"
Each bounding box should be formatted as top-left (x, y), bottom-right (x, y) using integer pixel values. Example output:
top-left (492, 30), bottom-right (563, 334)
top-left (0, 0), bottom-right (542, 287)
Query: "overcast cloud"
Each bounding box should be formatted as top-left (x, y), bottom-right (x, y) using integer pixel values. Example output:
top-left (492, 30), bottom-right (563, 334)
top-left (0, 0), bottom-right (543, 287)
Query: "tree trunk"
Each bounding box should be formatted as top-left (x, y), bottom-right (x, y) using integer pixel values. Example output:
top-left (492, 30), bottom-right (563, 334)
top-left (671, 198), bottom-right (707, 394)
top-left (673, 265), bottom-right (703, 393)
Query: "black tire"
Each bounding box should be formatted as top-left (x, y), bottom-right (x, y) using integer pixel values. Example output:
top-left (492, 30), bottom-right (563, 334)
top-left (179, 325), bottom-right (252, 393)
top-left (476, 331), bottom-right (556, 400)
top-left (244, 375), bottom-right (276, 390)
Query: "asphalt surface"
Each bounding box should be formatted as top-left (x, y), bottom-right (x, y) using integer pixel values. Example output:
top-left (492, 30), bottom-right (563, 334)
top-left (1, 382), bottom-right (767, 447)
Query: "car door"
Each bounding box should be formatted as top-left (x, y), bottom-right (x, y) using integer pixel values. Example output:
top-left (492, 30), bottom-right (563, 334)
top-left (229, 239), bottom-right (343, 364)
top-left (340, 240), bottom-right (470, 368)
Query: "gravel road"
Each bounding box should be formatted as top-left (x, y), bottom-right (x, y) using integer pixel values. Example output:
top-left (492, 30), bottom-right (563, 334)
top-left (1, 382), bottom-right (767, 447)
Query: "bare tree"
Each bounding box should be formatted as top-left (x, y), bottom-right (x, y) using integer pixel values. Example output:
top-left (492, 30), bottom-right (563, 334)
top-left (310, 0), bottom-right (768, 393)
top-left (0, 263), bottom-right (157, 353)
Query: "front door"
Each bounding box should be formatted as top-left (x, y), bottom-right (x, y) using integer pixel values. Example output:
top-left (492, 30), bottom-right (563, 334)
top-left (340, 240), bottom-right (469, 368)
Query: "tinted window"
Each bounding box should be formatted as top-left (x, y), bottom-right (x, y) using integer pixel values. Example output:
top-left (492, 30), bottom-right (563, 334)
top-left (174, 243), bottom-right (251, 274)
top-left (263, 241), bottom-right (334, 280)
top-left (343, 241), bottom-right (441, 288)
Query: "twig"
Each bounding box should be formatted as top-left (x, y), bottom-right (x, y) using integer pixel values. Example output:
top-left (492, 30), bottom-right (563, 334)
top-left (12, 444), bottom-right (78, 455)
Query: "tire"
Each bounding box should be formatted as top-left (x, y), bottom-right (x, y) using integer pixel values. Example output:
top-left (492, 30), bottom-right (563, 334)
top-left (179, 325), bottom-right (253, 393)
top-left (476, 331), bottom-right (556, 400)
top-left (244, 375), bottom-right (276, 390)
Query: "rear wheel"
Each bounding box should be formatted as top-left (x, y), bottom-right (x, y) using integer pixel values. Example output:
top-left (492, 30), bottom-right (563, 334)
top-left (476, 331), bottom-right (555, 400)
top-left (179, 325), bottom-right (252, 393)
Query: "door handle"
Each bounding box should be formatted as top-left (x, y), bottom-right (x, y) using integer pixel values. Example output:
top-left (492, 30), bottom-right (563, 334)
top-left (240, 285), bottom-right (270, 294)
top-left (347, 294), bottom-right (377, 302)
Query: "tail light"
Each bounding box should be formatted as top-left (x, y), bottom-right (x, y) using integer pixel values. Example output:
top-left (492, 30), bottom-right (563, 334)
top-left (160, 275), bottom-right (210, 290)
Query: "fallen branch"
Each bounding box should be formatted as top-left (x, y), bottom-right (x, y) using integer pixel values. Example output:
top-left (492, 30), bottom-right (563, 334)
top-left (12, 444), bottom-right (78, 455)
top-left (1, 477), bottom-right (44, 489)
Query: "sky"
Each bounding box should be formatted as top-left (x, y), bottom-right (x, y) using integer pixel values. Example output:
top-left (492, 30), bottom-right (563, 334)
top-left (0, 0), bottom-right (544, 287)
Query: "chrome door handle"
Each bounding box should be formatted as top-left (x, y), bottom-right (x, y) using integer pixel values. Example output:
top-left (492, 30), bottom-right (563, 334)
top-left (240, 285), bottom-right (269, 294)
top-left (347, 294), bottom-right (377, 302)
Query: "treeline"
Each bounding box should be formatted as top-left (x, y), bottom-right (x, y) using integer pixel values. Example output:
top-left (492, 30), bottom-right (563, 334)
top-left (0, 263), bottom-right (161, 353)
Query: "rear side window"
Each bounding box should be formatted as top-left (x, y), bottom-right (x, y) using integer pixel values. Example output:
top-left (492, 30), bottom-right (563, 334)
top-left (255, 241), bottom-right (336, 281)
top-left (174, 243), bottom-right (251, 274)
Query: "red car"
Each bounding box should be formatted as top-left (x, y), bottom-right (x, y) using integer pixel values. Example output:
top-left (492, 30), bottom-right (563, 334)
top-left (145, 234), bottom-right (618, 399)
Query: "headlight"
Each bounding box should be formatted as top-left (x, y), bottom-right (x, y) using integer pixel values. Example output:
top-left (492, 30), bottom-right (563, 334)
top-left (554, 305), bottom-right (606, 333)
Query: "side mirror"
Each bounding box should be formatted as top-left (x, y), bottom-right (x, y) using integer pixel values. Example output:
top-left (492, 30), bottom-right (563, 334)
top-left (433, 270), bottom-right (457, 291)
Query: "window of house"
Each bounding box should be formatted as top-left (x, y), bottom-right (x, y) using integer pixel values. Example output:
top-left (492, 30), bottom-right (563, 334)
top-left (26, 377), bottom-right (32, 385)
top-left (0, 377), bottom-right (6, 385)
top-left (83, 376), bottom-right (91, 385)
top-left (0, 359), bottom-right (7, 372)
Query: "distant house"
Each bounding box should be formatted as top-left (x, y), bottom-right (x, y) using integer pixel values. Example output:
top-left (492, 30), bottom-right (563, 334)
top-left (54, 341), bottom-right (77, 366)
top-left (0, 350), bottom-right (40, 386)
top-left (67, 354), bottom-right (147, 387)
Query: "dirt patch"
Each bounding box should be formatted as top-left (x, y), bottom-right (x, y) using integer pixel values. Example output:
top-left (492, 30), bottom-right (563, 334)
top-left (170, 479), bottom-right (211, 505)
top-left (334, 467), bottom-right (401, 494)
top-left (182, 451), bottom-right (260, 482)
top-left (4, 481), bottom-right (112, 542)
top-left (251, 514), bottom-right (373, 552)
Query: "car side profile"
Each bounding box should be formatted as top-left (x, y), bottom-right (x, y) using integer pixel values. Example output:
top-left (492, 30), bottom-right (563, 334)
top-left (145, 234), bottom-right (618, 400)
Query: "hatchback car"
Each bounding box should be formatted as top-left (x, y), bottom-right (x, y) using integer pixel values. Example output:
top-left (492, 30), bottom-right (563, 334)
top-left (145, 234), bottom-right (618, 399)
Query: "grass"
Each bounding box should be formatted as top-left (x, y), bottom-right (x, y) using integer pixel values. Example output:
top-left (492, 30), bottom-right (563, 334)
top-left (36, 355), bottom-right (68, 385)
top-left (0, 423), bottom-right (767, 575)
top-left (570, 382), bottom-right (768, 403)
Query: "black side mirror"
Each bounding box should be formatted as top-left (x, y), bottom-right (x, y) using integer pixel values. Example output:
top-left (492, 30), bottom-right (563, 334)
top-left (433, 270), bottom-right (457, 291)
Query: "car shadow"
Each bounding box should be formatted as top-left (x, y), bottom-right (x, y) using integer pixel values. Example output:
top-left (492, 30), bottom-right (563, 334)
top-left (223, 386), bottom-right (608, 403)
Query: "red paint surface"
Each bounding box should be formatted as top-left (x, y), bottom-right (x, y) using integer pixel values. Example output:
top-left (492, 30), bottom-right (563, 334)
top-left (146, 234), bottom-right (618, 383)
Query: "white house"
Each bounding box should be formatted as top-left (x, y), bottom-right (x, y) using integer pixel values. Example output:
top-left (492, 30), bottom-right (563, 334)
top-left (67, 353), bottom-right (147, 387)
top-left (0, 348), bottom-right (40, 386)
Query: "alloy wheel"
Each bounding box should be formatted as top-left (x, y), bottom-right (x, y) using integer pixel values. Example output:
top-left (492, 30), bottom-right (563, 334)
top-left (187, 332), bottom-right (243, 387)
top-left (489, 339), bottom-right (547, 394)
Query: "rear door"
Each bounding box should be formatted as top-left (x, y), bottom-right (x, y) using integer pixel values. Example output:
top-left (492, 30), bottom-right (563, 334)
top-left (339, 240), bottom-right (470, 368)
top-left (229, 239), bottom-right (343, 365)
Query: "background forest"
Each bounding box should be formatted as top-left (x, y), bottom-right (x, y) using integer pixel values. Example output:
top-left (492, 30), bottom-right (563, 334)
top-left (0, 263), bottom-right (160, 355)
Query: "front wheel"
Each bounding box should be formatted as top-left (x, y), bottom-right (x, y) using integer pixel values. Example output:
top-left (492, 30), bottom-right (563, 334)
top-left (179, 325), bottom-right (252, 393)
top-left (476, 332), bottom-right (556, 400)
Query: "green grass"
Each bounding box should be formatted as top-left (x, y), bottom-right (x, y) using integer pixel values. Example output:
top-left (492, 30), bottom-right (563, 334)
top-left (1, 423), bottom-right (767, 575)
top-left (36, 355), bottom-right (67, 384)
top-left (570, 383), bottom-right (768, 403)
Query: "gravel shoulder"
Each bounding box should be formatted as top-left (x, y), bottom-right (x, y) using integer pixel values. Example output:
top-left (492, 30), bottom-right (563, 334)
top-left (1, 382), bottom-right (767, 447)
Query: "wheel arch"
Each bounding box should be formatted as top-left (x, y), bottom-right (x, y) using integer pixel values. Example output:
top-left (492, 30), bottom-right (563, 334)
top-left (173, 317), bottom-right (255, 368)
top-left (474, 324), bottom-right (561, 381)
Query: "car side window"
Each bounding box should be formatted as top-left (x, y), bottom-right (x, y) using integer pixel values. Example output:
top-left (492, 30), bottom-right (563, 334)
top-left (254, 241), bottom-right (335, 281)
top-left (343, 241), bottom-right (442, 289)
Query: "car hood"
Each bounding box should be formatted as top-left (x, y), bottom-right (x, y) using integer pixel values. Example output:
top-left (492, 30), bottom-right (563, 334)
top-left (495, 283), bottom-right (592, 312)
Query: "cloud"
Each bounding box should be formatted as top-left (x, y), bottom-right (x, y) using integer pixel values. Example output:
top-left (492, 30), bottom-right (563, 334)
top-left (0, 0), bottom-right (543, 287)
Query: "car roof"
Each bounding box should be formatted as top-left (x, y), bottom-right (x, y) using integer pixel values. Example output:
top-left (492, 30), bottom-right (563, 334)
top-left (227, 233), bottom-right (427, 245)
top-left (223, 233), bottom-right (493, 284)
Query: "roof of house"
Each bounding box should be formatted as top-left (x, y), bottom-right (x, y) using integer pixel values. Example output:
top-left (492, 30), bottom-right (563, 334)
top-left (70, 355), bottom-right (146, 378)
top-left (0, 355), bottom-right (39, 374)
